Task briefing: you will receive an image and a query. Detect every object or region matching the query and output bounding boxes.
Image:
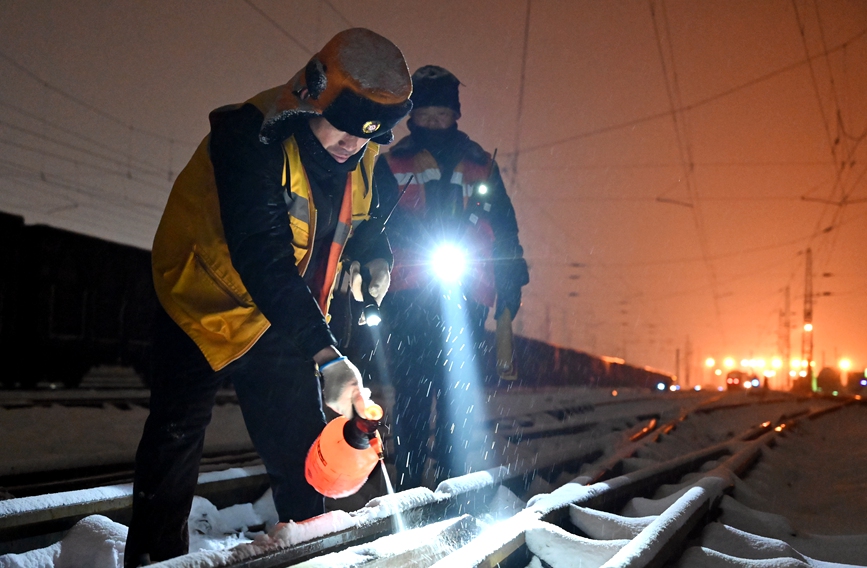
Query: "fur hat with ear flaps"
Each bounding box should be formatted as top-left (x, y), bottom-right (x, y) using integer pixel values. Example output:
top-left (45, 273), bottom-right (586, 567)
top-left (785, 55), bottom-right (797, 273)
top-left (260, 28), bottom-right (413, 145)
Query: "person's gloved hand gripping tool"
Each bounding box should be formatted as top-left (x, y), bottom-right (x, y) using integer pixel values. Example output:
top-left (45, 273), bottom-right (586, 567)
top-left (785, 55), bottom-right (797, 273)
top-left (344, 175), bottom-right (414, 326)
top-left (314, 346), bottom-right (367, 419)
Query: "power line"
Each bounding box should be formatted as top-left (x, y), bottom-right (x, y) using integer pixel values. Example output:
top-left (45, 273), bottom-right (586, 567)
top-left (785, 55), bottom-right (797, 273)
top-left (650, 0), bottom-right (726, 346)
top-left (0, 137), bottom-right (169, 192)
top-left (321, 0), bottom-right (354, 28)
top-left (0, 158), bottom-right (165, 213)
top-left (243, 0), bottom-right (315, 56)
top-left (509, 0), bottom-right (533, 190)
top-left (0, 119), bottom-right (169, 181)
top-left (507, 26), bottom-right (867, 157)
top-left (791, 2), bottom-right (867, 282)
top-left (0, 49), bottom-right (195, 147)
top-left (0, 100), bottom-right (174, 175)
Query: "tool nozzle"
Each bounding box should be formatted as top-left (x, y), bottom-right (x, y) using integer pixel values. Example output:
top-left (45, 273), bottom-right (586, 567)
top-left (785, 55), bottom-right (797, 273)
top-left (363, 403), bottom-right (383, 421)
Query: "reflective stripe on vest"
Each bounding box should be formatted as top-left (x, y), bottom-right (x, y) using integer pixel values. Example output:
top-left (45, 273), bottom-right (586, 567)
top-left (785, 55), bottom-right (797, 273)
top-left (281, 135), bottom-right (376, 311)
top-left (385, 149), bottom-right (497, 307)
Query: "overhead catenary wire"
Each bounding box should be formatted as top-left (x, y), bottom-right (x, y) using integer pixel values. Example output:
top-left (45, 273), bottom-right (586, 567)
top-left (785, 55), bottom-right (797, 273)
top-left (0, 174), bottom-right (162, 246)
top-left (0, 136), bottom-right (170, 193)
top-left (503, 26), bottom-right (867, 158)
top-left (242, 0), bottom-right (315, 56)
top-left (321, 0), bottom-right (354, 28)
top-left (649, 0), bottom-right (727, 348)
top-left (790, 0), bottom-right (867, 311)
top-left (0, 120), bottom-right (172, 183)
top-left (0, 158), bottom-right (165, 214)
top-left (0, 49), bottom-right (196, 148)
top-left (0, 100), bottom-right (176, 176)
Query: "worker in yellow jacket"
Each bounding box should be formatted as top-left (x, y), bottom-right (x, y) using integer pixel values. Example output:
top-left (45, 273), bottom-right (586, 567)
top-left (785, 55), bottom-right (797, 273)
top-left (125, 29), bottom-right (412, 567)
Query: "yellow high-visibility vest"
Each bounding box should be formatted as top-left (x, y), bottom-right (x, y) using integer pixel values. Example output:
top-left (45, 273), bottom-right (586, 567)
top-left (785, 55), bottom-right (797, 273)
top-left (152, 86), bottom-right (376, 371)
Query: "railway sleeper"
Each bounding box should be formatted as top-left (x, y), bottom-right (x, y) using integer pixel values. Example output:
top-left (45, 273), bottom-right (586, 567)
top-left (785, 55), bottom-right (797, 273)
top-left (6, 399), bottom-right (840, 566)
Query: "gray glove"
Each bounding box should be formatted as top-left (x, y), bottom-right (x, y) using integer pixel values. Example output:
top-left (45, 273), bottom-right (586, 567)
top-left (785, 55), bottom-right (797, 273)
top-left (319, 356), bottom-right (365, 418)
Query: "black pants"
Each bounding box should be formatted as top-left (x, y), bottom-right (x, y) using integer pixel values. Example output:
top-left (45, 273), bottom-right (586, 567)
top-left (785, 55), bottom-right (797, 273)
top-left (124, 307), bottom-right (326, 566)
top-left (375, 289), bottom-right (489, 491)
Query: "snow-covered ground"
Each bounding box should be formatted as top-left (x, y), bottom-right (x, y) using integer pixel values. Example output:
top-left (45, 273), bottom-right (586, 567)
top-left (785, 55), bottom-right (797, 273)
top-left (1, 387), bottom-right (865, 567)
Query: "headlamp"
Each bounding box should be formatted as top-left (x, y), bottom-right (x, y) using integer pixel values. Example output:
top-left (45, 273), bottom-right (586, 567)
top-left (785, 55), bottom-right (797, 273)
top-left (431, 243), bottom-right (467, 283)
top-left (358, 264), bottom-right (382, 326)
top-left (362, 303), bottom-right (381, 326)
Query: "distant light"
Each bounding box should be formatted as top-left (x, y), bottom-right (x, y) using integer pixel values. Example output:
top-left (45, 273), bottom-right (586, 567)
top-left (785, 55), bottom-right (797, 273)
top-left (763, 370), bottom-right (775, 378)
top-left (477, 183), bottom-right (489, 195)
top-left (774, 425), bottom-right (785, 432)
top-left (801, 359), bottom-right (808, 368)
top-left (832, 391), bottom-right (839, 396)
top-left (799, 370), bottom-right (808, 377)
top-left (789, 371), bottom-right (797, 377)
top-left (705, 357), bottom-right (715, 367)
top-left (669, 384), bottom-right (680, 391)
top-left (839, 358), bottom-right (852, 371)
top-left (754, 359), bottom-right (766, 369)
top-left (694, 385), bottom-right (702, 391)
top-left (723, 358), bottom-right (735, 369)
top-left (860, 379), bottom-right (867, 386)
top-left (804, 323), bottom-right (813, 332)
top-left (611, 390), bottom-right (618, 397)
top-left (656, 382), bottom-right (666, 391)
top-left (771, 357), bottom-right (782, 369)
top-left (790, 358), bottom-right (801, 369)
top-left (717, 386), bottom-right (724, 391)
top-left (714, 369), bottom-right (722, 376)
top-left (752, 378), bottom-right (760, 387)
top-left (744, 382), bottom-right (752, 389)
top-left (740, 359), bottom-right (750, 368)
top-left (761, 421), bottom-right (771, 428)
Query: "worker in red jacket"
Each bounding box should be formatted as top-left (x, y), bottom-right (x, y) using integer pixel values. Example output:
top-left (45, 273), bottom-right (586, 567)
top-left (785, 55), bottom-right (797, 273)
top-left (371, 65), bottom-right (529, 490)
top-left (125, 29), bottom-right (412, 567)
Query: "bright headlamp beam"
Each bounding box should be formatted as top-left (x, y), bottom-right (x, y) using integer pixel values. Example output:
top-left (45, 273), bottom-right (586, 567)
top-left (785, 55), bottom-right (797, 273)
top-left (431, 244), bottom-right (467, 283)
top-left (365, 313), bottom-right (381, 326)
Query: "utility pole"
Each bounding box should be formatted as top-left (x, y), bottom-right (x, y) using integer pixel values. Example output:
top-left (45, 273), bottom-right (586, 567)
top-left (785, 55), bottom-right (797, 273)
top-left (684, 336), bottom-right (692, 388)
top-left (801, 248), bottom-right (814, 390)
top-left (778, 285), bottom-right (791, 390)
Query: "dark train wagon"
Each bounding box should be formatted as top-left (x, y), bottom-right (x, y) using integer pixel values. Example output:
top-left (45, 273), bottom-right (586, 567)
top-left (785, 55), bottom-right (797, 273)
top-left (484, 331), bottom-right (675, 391)
top-left (1, 209), bottom-right (675, 391)
top-left (0, 212), bottom-right (157, 388)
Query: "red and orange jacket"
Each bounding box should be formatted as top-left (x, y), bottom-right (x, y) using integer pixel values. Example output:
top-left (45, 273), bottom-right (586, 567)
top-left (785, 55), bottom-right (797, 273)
top-left (373, 129), bottom-right (527, 312)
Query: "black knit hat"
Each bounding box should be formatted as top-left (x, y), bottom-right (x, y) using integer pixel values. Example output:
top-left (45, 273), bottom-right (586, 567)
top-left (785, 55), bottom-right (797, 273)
top-left (410, 65), bottom-right (461, 118)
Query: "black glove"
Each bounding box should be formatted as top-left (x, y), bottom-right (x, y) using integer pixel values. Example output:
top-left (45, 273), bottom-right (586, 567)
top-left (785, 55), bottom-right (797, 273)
top-left (494, 258), bottom-right (529, 319)
top-left (495, 286), bottom-right (522, 319)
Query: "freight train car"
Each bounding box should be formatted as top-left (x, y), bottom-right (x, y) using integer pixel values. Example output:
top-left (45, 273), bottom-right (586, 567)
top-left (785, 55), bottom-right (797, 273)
top-left (0, 212), bottom-right (156, 388)
top-left (491, 333), bottom-right (675, 391)
top-left (0, 209), bottom-right (675, 392)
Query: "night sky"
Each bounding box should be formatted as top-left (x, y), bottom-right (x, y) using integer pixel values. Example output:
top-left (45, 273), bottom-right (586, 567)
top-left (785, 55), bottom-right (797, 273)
top-left (1, 0), bottom-right (865, 384)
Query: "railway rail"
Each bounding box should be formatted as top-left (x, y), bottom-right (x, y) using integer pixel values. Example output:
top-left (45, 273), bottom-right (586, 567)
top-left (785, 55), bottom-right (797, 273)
top-left (2, 389), bottom-right (863, 567)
